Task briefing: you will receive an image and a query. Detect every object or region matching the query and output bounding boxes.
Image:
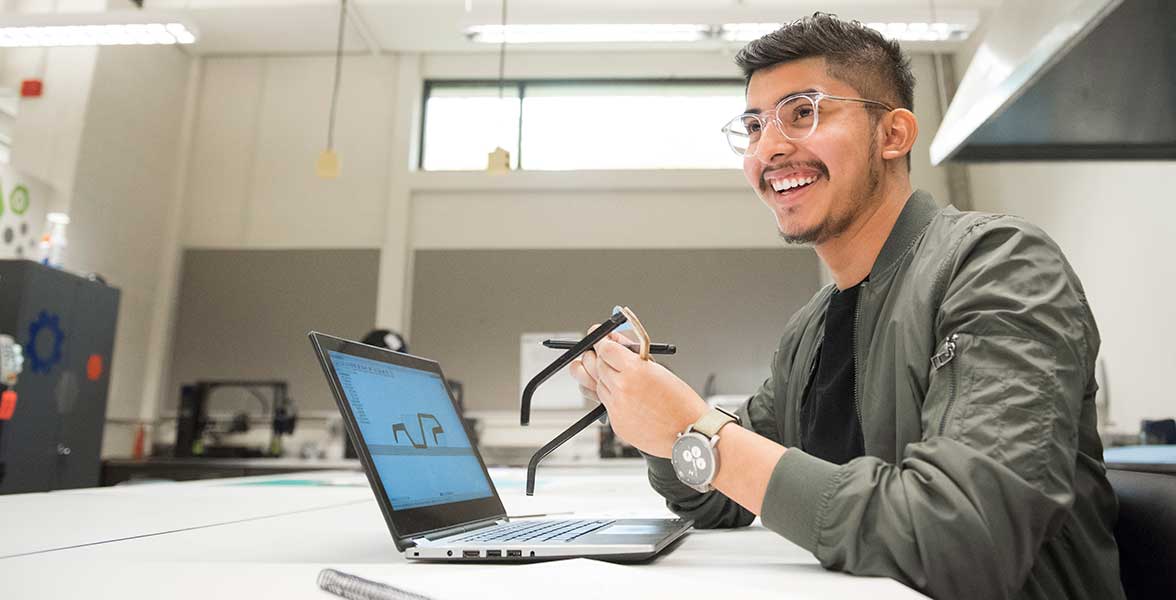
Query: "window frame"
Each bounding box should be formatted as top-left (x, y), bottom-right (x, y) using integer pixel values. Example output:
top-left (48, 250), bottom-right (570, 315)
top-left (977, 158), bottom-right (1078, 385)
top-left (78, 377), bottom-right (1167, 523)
top-left (418, 78), bottom-right (745, 172)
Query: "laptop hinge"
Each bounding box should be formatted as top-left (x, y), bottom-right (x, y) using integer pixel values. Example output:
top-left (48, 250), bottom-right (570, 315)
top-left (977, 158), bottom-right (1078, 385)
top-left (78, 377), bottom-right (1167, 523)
top-left (407, 518), bottom-right (507, 547)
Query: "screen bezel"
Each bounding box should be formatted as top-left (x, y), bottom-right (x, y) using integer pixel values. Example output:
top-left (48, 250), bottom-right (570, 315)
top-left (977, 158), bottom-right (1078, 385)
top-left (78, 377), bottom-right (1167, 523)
top-left (309, 332), bottom-right (506, 551)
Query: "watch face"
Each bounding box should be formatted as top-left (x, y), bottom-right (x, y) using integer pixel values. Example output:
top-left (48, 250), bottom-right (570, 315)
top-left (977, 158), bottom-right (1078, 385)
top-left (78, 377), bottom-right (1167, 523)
top-left (672, 432), bottom-right (715, 487)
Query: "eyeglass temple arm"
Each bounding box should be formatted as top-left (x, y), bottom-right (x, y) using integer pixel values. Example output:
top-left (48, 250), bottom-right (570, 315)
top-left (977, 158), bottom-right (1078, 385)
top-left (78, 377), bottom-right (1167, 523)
top-left (519, 310), bottom-right (628, 426)
top-left (525, 403), bottom-right (607, 496)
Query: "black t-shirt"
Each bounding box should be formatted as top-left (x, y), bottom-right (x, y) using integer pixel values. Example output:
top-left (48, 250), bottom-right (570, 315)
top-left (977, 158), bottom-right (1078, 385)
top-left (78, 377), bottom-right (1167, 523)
top-left (799, 282), bottom-right (866, 465)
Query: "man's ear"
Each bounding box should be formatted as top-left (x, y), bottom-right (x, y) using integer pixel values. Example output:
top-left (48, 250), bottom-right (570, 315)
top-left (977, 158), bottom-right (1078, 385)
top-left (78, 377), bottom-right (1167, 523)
top-left (879, 109), bottom-right (918, 161)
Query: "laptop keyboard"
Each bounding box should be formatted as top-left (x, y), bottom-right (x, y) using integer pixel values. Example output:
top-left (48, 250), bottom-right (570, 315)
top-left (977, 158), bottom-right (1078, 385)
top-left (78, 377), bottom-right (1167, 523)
top-left (455, 519), bottom-right (616, 544)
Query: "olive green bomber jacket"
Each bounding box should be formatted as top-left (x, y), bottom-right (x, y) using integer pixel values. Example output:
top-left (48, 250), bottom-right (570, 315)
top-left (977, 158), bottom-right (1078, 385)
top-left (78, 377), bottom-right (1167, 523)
top-left (645, 190), bottom-right (1124, 600)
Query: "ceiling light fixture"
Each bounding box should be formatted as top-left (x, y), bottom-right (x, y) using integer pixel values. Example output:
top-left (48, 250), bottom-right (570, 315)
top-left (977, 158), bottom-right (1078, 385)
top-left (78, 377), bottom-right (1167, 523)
top-left (464, 22), bottom-right (972, 45)
top-left (465, 24), bottom-right (710, 44)
top-left (719, 22), bottom-right (973, 43)
top-left (0, 23), bottom-right (196, 47)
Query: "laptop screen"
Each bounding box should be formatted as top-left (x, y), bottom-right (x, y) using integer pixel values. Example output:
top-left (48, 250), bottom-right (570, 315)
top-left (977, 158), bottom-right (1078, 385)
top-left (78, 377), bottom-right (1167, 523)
top-left (326, 350), bottom-right (494, 510)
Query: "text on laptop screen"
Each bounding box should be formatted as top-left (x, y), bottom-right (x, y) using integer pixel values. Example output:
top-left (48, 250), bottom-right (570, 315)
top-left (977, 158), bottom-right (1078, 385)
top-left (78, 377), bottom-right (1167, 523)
top-left (327, 351), bottom-right (493, 510)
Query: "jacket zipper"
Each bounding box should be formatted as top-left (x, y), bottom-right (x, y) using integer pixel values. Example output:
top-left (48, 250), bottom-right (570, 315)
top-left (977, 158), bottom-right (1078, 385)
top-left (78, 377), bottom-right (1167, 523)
top-left (851, 282), bottom-right (866, 434)
top-left (794, 326), bottom-right (823, 447)
top-left (806, 335), bottom-right (821, 383)
top-left (934, 333), bottom-right (960, 435)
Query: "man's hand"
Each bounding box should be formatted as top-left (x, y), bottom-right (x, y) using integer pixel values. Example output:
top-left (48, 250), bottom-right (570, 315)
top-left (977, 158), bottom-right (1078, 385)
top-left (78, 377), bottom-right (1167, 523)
top-left (569, 332), bottom-right (708, 458)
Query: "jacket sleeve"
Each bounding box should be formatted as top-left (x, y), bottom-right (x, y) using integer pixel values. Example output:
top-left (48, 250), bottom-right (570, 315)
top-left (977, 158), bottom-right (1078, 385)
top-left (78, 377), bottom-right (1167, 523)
top-left (643, 366), bottom-right (783, 529)
top-left (759, 218), bottom-right (1097, 599)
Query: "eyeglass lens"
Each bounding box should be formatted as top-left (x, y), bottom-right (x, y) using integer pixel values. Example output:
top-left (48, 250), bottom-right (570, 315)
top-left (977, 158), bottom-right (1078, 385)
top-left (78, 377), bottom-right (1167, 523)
top-left (725, 95), bottom-right (818, 156)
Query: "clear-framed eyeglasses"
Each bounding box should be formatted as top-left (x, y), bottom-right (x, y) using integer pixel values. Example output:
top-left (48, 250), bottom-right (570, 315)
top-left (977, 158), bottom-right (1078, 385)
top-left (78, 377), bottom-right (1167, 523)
top-left (721, 92), bottom-right (894, 157)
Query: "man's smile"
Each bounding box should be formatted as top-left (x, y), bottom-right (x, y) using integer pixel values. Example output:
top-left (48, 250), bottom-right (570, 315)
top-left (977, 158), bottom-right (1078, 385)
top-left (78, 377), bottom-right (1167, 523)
top-left (763, 168), bottom-right (825, 208)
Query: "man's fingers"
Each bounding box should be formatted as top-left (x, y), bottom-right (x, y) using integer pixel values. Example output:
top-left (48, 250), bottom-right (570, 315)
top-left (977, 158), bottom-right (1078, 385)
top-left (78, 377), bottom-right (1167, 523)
top-left (580, 350), bottom-right (596, 376)
top-left (588, 344), bottom-right (624, 377)
top-left (592, 356), bottom-right (618, 396)
top-left (594, 378), bottom-right (615, 408)
top-left (578, 385), bottom-right (600, 404)
top-left (568, 358), bottom-right (596, 390)
top-left (608, 331), bottom-right (636, 344)
top-left (596, 338), bottom-right (641, 371)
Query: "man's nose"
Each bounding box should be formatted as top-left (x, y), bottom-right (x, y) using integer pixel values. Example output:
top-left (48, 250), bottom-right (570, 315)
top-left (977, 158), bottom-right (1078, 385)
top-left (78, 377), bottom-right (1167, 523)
top-left (752, 121), bottom-right (798, 165)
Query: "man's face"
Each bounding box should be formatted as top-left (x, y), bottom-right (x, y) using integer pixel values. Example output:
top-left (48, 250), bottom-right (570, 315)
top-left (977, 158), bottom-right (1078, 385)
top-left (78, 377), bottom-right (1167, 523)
top-left (741, 57), bottom-right (884, 245)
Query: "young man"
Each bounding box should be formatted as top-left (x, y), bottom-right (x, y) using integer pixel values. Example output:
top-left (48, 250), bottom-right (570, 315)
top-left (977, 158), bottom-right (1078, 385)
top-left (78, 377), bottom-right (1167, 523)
top-left (569, 14), bottom-right (1124, 600)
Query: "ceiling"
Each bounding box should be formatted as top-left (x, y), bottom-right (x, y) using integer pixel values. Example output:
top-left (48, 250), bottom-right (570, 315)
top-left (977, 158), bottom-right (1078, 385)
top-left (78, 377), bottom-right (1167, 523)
top-left (2, 0), bottom-right (1001, 56)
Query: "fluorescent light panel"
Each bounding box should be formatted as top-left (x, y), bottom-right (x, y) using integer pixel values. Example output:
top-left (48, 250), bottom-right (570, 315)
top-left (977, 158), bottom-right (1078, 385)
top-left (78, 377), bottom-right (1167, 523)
top-left (0, 23), bottom-right (196, 47)
top-left (465, 22), bottom-right (973, 44)
top-left (720, 22), bottom-right (972, 42)
top-left (466, 24), bottom-right (710, 44)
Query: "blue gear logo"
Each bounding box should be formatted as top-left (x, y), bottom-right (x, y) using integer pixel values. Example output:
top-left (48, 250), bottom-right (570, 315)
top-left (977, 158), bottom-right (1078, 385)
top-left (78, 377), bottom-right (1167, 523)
top-left (27, 311), bottom-right (65, 374)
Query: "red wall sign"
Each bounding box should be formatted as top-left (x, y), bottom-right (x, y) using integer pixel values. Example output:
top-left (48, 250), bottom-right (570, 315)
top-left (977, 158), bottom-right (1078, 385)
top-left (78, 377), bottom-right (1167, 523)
top-left (20, 79), bottom-right (43, 98)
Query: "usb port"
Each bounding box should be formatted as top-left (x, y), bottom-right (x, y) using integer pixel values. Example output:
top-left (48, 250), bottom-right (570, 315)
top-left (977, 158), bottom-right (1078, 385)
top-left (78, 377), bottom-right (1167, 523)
top-left (486, 550), bottom-right (502, 558)
top-left (506, 550), bottom-right (522, 558)
top-left (463, 550), bottom-right (479, 558)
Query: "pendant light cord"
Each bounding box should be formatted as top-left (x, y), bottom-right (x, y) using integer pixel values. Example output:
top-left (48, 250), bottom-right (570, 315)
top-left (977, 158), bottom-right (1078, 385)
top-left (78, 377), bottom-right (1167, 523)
top-left (327, 0), bottom-right (347, 150)
top-left (927, 0), bottom-right (950, 115)
top-left (496, 0), bottom-right (507, 100)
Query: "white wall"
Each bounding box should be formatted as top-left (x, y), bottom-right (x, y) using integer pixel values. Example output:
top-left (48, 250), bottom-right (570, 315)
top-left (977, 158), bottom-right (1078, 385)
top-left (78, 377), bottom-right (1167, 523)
top-left (64, 44), bottom-right (194, 456)
top-left (7, 46), bottom-right (97, 210)
top-left (182, 55), bottom-right (396, 248)
top-left (1, 0), bottom-right (106, 211)
top-left (411, 186), bottom-right (779, 250)
top-left (968, 161), bottom-right (1176, 433)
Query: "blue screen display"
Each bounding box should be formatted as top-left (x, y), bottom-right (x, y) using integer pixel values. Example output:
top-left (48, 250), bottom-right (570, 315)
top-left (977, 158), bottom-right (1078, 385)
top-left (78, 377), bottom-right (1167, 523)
top-left (328, 351), bottom-right (493, 510)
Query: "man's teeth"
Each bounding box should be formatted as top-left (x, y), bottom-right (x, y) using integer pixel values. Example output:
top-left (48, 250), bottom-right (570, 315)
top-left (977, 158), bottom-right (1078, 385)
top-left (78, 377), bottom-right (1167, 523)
top-left (771, 175), bottom-right (818, 193)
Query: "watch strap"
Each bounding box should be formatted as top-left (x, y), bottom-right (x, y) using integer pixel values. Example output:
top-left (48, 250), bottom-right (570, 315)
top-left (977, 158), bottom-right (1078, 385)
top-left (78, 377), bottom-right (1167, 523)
top-left (691, 406), bottom-right (740, 438)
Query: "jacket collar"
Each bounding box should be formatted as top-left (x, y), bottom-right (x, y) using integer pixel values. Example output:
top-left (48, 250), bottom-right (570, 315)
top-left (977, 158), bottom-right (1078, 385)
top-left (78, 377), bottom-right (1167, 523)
top-left (870, 189), bottom-right (939, 280)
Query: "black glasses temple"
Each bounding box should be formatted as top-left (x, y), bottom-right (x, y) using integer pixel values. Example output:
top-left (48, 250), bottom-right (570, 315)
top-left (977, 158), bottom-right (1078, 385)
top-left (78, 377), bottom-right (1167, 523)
top-left (525, 404), bottom-right (608, 496)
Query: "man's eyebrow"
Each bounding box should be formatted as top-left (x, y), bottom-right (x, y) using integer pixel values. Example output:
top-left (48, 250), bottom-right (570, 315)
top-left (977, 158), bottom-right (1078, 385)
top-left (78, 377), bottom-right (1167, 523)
top-left (745, 88), bottom-right (820, 114)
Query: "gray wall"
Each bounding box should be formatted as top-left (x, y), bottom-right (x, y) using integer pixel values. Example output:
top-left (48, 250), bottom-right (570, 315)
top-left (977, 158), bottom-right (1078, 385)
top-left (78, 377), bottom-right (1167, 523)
top-left (167, 249), bottom-right (380, 415)
top-left (410, 248), bottom-right (820, 412)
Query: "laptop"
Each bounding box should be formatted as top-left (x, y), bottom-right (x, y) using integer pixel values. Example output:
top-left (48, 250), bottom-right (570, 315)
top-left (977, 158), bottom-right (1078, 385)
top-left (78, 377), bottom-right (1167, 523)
top-left (308, 331), bottom-right (692, 562)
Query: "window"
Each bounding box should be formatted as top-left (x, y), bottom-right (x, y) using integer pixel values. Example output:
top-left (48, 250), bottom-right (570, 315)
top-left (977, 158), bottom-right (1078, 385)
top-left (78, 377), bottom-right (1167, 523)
top-left (421, 84), bottom-right (520, 171)
top-left (420, 80), bottom-right (745, 171)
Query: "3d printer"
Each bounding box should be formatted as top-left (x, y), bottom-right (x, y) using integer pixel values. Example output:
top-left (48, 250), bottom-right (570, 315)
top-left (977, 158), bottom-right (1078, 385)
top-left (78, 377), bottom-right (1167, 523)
top-left (174, 380), bottom-right (297, 458)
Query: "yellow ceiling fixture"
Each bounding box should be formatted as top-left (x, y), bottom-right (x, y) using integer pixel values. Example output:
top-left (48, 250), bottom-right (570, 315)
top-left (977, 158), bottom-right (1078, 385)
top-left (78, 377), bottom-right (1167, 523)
top-left (316, 0), bottom-right (347, 179)
top-left (485, 0), bottom-right (511, 175)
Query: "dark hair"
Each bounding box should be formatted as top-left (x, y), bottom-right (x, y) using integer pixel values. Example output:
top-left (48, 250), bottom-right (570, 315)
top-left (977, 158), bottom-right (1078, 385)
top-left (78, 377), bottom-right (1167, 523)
top-left (736, 13), bottom-right (915, 114)
top-left (738, 14), bottom-right (912, 110)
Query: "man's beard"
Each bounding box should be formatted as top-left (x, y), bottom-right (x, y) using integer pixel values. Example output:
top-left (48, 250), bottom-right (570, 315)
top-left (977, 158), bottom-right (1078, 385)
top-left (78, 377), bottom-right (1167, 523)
top-left (779, 139), bottom-right (882, 245)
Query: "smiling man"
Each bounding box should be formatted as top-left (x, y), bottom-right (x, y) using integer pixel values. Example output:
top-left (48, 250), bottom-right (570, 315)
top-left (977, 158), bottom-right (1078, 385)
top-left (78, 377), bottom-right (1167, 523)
top-left (570, 14), bottom-right (1124, 600)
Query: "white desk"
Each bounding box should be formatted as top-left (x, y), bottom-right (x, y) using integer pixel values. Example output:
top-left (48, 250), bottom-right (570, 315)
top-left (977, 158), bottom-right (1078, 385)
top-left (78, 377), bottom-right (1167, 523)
top-left (0, 463), bottom-right (927, 599)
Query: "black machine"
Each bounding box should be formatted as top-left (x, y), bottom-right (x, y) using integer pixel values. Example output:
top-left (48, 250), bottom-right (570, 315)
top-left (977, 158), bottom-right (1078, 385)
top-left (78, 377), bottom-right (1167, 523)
top-left (174, 380), bottom-right (297, 458)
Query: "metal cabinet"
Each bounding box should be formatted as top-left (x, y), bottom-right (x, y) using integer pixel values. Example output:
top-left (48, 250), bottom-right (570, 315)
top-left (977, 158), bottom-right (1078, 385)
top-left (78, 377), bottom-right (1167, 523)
top-left (0, 259), bottom-right (119, 493)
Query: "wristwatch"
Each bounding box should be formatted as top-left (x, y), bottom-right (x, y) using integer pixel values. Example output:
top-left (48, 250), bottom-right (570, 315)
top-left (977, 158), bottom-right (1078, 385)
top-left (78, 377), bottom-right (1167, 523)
top-left (671, 406), bottom-right (741, 493)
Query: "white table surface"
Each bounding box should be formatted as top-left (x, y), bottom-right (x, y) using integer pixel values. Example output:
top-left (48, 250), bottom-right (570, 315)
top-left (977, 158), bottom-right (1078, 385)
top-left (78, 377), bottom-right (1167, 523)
top-left (0, 463), bottom-right (928, 599)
